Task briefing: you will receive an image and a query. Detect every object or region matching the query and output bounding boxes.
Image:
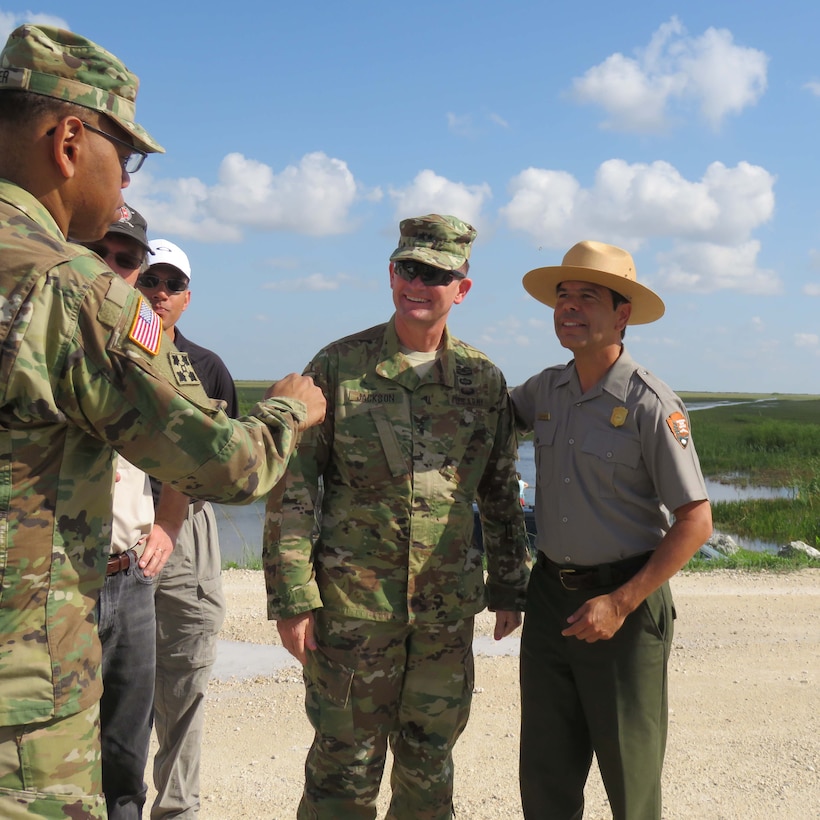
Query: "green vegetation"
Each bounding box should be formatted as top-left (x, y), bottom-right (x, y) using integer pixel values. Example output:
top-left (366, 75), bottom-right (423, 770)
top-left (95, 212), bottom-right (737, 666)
top-left (236, 381), bottom-right (269, 417)
top-left (689, 396), bottom-right (820, 567)
top-left (686, 547), bottom-right (818, 573)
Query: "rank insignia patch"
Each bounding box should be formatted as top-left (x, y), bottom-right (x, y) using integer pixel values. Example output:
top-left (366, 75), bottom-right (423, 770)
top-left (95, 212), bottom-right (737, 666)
top-left (666, 411), bottom-right (690, 448)
top-left (128, 298), bottom-right (162, 355)
top-left (169, 352), bottom-right (201, 386)
top-left (610, 406), bottom-right (628, 427)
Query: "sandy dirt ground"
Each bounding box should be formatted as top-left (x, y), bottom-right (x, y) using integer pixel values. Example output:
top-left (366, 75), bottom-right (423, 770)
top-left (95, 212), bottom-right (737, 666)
top-left (148, 569), bottom-right (819, 819)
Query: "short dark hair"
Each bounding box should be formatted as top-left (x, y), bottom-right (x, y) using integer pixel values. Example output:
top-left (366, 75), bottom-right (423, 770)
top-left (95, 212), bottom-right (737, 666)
top-left (0, 89), bottom-right (86, 126)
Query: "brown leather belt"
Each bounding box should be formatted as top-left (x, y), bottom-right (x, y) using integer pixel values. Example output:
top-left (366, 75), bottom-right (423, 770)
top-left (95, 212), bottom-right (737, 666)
top-left (106, 550), bottom-right (135, 576)
top-left (538, 551), bottom-right (652, 591)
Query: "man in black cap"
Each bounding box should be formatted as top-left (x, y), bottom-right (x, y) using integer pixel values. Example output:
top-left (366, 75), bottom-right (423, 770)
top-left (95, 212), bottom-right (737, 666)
top-left (78, 206), bottom-right (189, 820)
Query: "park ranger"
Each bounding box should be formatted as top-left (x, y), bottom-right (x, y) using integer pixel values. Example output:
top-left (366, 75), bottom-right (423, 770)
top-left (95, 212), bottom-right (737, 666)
top-left (0, 23), bottom-right (324, 818)
top-left (264, 214), bottom-right (530, 819)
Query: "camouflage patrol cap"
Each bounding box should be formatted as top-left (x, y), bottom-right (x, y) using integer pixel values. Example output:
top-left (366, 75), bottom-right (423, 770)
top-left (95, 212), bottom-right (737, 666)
top-left (0, 24), bottom-right (163, 154)
top-left (389, 214), bottom-right (477, 271)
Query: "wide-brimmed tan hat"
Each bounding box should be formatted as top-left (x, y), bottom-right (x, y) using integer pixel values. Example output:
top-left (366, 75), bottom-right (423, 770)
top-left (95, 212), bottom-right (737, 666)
top-left (522, 240), bottom-right (665, 325)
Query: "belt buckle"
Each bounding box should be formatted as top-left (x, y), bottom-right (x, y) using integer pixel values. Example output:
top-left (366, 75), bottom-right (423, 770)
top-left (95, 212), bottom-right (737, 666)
top-left (558, 568), bottom-right (579, 591)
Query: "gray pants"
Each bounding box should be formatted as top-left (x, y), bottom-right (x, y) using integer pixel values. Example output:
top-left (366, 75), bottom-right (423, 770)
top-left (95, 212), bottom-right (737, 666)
top-left (152, 502), bottom-right (225, 819)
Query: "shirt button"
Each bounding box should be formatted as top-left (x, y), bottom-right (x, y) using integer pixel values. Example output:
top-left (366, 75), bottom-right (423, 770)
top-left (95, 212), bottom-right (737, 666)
top-left (607, 451), bottom-right (613, 458)
top-left (564, 555), bottom-right (571, 562)
top-left (562, 516), bottom-right (568, 523)
top-left (563, 477), bottom-right (570, 484)
top-left (568, 438), bottom-right (575, 445)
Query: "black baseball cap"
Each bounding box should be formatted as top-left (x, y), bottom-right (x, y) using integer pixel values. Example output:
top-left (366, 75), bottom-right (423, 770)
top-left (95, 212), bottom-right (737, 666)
top-left (106, 203), bottom-right (149, 252)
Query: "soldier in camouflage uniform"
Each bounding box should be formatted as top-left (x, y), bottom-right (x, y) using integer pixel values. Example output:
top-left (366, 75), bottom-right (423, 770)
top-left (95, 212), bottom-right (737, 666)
top-left (264, 214), bottom-right (531, 819)
top-left (0, 24), bottom-right (325, 819)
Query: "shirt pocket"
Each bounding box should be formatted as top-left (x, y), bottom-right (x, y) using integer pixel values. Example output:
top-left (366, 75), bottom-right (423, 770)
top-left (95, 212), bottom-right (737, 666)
top-left (533, 418), bottom-right (557, 488)
top-left (581, 429), bottom-right (642, 498)
top-left (334, 403), bottom-right (409, 489)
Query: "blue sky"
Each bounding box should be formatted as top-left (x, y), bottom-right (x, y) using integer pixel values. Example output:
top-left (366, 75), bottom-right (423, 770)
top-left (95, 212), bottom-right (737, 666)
top-left (4, 2), bottom-right (820, 393)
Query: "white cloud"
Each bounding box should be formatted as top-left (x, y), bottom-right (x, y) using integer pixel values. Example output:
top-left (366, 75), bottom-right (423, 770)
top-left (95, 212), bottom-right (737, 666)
top-left (126, 151), bottom-right (361, 241)
top-left (262, 273), bottom-right (346, 292)
top-left (655, 240), bottom-right (780, 295)
top-left (804, 81), bottom-right (820, 97)
top-left (794, 333), bottom-right (820, 349)
top-left (501, 158), bottom-right (777, 294)
top-left (0, 12), bottom-right (68, 44)
top-left (501, 158), bottom-right (775, 250)
top-left (804, 283), bottom-right (820, 297)
top-left (446, 112), bottom-right (474, 137)
top-left (489, 112), bottom-right (509, 128)
top-left (389, 170), bottom-right (491, 228)
top-left (570, 16), bottom-right (768, 132)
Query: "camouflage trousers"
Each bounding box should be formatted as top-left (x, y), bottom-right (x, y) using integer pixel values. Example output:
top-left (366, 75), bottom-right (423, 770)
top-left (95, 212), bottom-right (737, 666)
top-left (0, 702), bottom-right (107, 818)
top-left (298, 611), bottom-right (475, 820)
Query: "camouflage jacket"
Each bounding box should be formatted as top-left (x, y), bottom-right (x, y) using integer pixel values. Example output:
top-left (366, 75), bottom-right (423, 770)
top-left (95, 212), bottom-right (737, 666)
top-left (264, 317), bottom-right (530, 623)
top-left (0, 181), bottom-right (307, 726)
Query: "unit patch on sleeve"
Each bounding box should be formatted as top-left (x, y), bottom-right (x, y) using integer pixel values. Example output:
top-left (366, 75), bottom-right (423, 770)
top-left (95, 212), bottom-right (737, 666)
top-left (128, 297), bottom-right (162, 355)
top-left (666, 411), bottom-right (690, 448)
top-left (169, 352), bottom-right (201, 387)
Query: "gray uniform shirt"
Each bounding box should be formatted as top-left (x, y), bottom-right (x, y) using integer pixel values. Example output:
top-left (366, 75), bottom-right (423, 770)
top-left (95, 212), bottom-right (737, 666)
top-left (510, 348), bottom-right (708, 565)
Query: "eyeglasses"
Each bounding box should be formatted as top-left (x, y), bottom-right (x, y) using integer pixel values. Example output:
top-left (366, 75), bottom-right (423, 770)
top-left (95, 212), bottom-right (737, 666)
top-left (83, 243), bottom-right (144, 272)
top-left (82, 122), bottom-right (147, 173)
top-left (47, 122), bottom-right (147, 174)
top-left (393, 260), bottom-right (466, 287)
top-left (136, 273), bottom-right (189, 293)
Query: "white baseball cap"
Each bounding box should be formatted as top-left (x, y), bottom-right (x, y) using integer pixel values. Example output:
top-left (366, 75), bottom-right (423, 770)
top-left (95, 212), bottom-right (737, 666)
top-left (147, 238), bottom-right (192, 280)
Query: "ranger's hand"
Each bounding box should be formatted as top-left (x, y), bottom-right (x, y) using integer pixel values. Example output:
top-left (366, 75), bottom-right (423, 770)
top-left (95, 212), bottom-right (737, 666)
top-left (266, 373), bottom-right (326, 431)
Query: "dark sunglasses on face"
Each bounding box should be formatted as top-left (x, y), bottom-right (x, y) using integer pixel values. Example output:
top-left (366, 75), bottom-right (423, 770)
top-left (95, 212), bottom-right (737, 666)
top-left (84, 244), bottom-right (144, 272)
top-left (136, 273), bottom-right (189, 293)
top-left (393, 260), bottom-right (465, 287)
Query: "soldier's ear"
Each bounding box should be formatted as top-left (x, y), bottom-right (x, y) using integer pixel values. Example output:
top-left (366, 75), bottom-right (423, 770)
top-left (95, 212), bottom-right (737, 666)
top-left (50, 117), bottom-right (84, 179)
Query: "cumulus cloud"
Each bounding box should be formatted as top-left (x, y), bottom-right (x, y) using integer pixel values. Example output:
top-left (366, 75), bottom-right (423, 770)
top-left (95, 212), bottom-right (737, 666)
top-left (501, 158), bottom-right (777, 294)
top-left (0, 12), bottom-right (67, 43)
top-left (655, 240), bottom-right (779, 295)
top-left (570, 17), bottom-right (768, 132)
top-left (502, 159), bottom-right (774, 247)
top-left (126, 151), bottom-right (363, 241)
top-left (389, 170), bottom-right (491, 227)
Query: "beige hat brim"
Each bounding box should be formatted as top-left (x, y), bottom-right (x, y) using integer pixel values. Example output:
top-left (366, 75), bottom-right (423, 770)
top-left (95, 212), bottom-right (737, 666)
top-left (522, 265), bottom-right (665, 325)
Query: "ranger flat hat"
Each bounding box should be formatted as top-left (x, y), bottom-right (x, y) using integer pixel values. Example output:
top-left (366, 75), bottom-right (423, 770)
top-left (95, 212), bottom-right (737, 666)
top-left (0, 23), bottom-right (163, 154)
top-left (522, 240), bottom-right (665, 325)
top-left (389, 214), bottom-right (476, 271)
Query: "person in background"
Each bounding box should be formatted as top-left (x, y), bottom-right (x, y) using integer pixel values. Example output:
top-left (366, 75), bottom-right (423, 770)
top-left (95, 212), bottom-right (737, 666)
top-left (136, 238), bottom-right (237, 820)
top-left (264, 214), bottom-right (530, 819)
top-left (0, 24), bottom-right (325, 817)
top-left (78, 205), bottom-right (188, 819)
top-left (510, 240), bottom-right (712, 820)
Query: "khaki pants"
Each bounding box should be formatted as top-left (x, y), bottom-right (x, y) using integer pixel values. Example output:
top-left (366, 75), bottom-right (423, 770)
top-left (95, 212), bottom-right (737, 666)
top-left (152, 501), bottom-right (225, 819)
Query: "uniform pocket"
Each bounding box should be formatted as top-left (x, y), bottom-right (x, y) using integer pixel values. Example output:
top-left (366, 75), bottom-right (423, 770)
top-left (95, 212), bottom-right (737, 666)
top-left (304, 649), bottom-right (356, 746)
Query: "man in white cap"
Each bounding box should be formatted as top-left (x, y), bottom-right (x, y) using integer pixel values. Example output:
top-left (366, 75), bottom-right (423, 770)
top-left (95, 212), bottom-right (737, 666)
top-left (511, 241), bottom-right (712, 820)
top-left (137, 239), bottom-right (236, 819)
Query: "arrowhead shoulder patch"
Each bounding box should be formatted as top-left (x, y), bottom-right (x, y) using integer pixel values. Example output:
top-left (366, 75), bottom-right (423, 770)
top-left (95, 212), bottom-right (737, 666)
top-left (666, 411), bottom-right (690, 448)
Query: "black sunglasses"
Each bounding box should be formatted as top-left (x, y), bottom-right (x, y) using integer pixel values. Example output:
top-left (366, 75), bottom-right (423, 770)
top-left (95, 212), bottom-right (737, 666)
top-left (83, 244), bottom-right (144, 272)
top-left (393, 260), bottom-right (465, 287)
top-left (136, 273), bottom-right (189, 293)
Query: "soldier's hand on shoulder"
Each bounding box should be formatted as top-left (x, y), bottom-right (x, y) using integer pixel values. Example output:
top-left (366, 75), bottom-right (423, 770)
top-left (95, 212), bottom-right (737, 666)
top-left (266, 373), bottom-right (327, 431)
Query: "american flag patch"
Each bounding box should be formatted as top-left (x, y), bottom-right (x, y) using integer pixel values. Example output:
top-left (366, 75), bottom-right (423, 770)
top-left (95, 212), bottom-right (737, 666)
top-left (128, 297), bottom-right (162, 355)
